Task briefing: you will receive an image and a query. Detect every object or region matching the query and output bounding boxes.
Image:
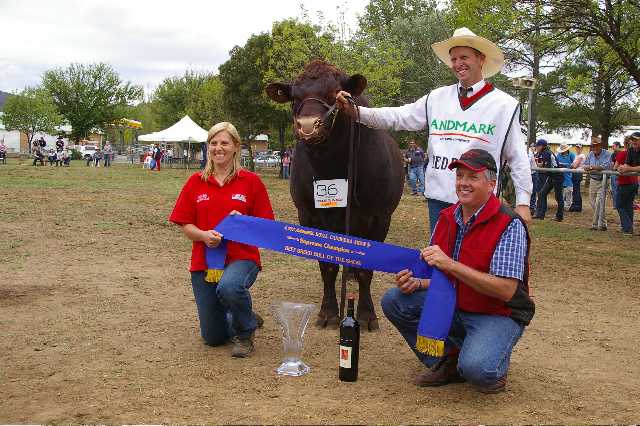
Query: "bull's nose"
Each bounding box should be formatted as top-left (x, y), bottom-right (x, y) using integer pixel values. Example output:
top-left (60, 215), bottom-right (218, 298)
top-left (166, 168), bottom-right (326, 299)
top-left (295, 116), bottom-right (321, 139)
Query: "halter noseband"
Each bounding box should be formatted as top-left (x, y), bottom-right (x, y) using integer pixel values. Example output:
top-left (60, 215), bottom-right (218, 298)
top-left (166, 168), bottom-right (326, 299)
top-left (293, 97), bottom-right (339, 140)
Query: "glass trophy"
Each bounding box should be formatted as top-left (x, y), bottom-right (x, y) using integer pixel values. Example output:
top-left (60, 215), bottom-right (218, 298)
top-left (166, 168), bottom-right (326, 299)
top-left (272, 302), bottom-right (315, 376)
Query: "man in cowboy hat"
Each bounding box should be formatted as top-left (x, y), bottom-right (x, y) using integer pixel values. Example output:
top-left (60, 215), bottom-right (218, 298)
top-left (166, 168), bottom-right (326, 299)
top-left (583, 136), bottom-right (611, 230)
top-left (336, 27), bottom-right (532, 234)
top-left (556, 143), bottom-right (576, 211)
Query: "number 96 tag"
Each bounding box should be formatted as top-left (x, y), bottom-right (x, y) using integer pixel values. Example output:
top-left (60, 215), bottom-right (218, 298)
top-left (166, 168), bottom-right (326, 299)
top-left (313, 179), bottom-right (348, 208)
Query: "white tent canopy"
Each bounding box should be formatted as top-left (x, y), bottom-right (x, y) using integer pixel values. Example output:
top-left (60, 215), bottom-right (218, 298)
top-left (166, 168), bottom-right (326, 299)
top-left (138, 115), bottom-right (207, 143)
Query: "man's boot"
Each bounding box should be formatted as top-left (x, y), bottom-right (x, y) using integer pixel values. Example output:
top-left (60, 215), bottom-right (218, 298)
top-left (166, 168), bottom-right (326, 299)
top-left (414, 353), bottom-right (465, 387)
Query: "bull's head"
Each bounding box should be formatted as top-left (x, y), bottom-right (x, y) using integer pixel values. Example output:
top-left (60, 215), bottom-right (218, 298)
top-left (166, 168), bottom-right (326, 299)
top-left (266, 72), bottom-right (367, 144)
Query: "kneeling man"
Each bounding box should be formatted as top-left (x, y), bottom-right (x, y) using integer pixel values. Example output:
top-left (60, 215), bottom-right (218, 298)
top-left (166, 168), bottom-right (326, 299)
top-left (381, 148), bottom-right (535, 393)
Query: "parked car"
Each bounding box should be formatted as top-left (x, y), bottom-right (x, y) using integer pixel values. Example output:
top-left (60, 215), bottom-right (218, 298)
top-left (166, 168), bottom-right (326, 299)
top-left (254, 154), bottom-right (280, 166)
top-left (78, 145), bottom-right (98, 160)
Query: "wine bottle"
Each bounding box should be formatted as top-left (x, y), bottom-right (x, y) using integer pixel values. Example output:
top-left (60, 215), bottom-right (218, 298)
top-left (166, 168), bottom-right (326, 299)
top-left (339, 295), bottom-right (360, 382)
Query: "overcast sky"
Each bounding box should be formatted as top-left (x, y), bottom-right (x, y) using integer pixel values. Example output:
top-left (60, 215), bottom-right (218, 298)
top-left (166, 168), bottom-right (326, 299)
top-left (0, 0), bottom-right (369, 94)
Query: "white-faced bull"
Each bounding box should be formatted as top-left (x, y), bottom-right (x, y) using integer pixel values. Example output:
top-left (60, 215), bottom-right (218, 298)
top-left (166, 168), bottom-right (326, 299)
top-left (266, 60), bottom-right (405, 331)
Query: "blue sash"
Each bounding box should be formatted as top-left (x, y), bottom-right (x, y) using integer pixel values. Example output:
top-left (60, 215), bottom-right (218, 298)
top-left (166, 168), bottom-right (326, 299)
top-left (205, 214), bottom-right (455, 357)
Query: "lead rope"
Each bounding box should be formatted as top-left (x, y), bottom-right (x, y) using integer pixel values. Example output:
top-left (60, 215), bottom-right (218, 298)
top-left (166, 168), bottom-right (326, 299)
top-left (339, 96), bottom-right (359, 320)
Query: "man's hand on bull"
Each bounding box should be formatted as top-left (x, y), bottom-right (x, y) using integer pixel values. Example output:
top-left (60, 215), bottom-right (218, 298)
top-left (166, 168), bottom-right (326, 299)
top-left (336, 90), bottom-right (358, 118)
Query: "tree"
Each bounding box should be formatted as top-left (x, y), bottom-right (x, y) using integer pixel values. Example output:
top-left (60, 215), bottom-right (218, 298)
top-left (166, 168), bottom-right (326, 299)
top-left (540, 0), bottom-right (640, 88)
top-left (1, 87), bottom-right (62, 152)
top-left (42, 63), bottom-right (142, 142)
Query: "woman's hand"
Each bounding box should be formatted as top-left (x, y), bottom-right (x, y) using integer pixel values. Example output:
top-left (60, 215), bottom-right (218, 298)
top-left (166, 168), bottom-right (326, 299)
top-left (201, 229), bottom-right (223, 248)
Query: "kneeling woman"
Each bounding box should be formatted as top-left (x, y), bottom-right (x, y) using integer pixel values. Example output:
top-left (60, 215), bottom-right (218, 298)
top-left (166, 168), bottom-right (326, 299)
top-left (169, 122), bottom-right (274, 358)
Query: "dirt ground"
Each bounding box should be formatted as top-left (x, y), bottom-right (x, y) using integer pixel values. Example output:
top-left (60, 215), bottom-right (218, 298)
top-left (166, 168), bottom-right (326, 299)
top-left (1, 161), bottom-right (639, 424)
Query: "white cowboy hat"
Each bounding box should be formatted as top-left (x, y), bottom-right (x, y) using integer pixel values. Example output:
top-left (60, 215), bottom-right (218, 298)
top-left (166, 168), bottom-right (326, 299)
top-left (431, 27), bottom-right (504, 78)
top-left (557, 143), bottom-right (570, 153)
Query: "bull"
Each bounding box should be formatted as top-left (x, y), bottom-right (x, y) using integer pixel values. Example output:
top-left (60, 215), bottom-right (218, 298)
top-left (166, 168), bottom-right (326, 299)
top-left (266, 60), bottom-right (404, 331)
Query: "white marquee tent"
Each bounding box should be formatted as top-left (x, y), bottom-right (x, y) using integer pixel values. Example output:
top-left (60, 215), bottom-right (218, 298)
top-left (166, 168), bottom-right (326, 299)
top-left (138, 115), bottom-right (208, 167)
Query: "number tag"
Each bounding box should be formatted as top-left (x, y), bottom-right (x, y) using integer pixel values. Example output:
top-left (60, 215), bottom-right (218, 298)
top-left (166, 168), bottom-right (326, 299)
top-left (313, 179), bottom-right (348, 208)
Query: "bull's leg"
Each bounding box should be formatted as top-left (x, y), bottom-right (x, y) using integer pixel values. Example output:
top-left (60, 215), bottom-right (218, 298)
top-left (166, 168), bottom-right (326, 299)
top-left (316, 261), bottom-right (340, 329)
top-left (354, 268), bottom-right (379, 331)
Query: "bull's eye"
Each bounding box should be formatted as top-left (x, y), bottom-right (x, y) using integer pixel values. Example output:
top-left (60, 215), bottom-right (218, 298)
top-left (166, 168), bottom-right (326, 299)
top-left (277, 89), bottom-right (283, 96)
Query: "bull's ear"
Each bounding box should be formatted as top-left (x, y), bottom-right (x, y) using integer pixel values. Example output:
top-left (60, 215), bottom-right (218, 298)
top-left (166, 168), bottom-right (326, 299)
top-left (266, 83), bottom-right (292, 103)
top-left (344, 74), bottom-right (367, 97)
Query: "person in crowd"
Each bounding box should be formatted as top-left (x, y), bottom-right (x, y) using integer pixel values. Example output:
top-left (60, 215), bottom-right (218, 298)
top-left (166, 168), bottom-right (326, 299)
top-left (93, 148), bottom-right (103, 167)
top-left (56, 135), bottom-right (64, 151)
top-left (62, 148), bottom-right (71, 166)
top-left (381, 148), bottom-right (534, 394)
top-left (533, 139), bottom-right (564, 221)
top-left (32, 146), bottom-right (44, 166)
top-left (103, 141), bottom-right (113, 167)
top-left (569, 144), bottom-right (586, 212)
top-left (38, 137), bottom-right (46, 149)
top-left (336, 27), bottom-right (532, 234)
top-left (282, 152), bottom-right (291, 179)
top-left (609, 141), bottom-right (623, 210)
top-left (153, 144), bottom-right (163, 171)
top-left (55, 148), bottom-right (63, 167)
top-left (556, 143), bottom-right (575, 211)
top-left (583, 136), bottom-right (611, 231)
top-left (615, 133), bottom-right (640, 236)
top-left (404, 139), bottom-right (426, 196)
top-left (169, 122), bottom-right (275, 358)
top-left (528, 145), bottom-right (539, 215)
top-left (0, 138), bottom-right (7, 164)
top-left (47, 148), bottom-right (57, 166)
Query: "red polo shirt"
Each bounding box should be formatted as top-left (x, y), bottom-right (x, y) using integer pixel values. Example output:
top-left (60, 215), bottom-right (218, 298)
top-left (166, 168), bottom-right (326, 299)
top-left (616, 150), bottom-right (638, 185)
top-left (169, 170), bottom-right (274, 271)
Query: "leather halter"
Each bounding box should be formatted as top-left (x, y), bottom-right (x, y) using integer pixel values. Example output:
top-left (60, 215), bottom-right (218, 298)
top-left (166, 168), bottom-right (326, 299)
top-left (293, 97), bottom-right (339, 140)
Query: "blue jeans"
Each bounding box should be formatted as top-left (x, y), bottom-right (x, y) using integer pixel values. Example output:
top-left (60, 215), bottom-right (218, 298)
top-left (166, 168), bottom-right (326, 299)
top-left (190, 260), bottom-right (259, 346)
top-left (617, 184), bottom-right (638, 233)
top-left (530, 173), bottom-right (540, 211)
top-left (283, 165), bottom-right (290, 179)
top-left (381, 287), bottom-right (524, 388)
top-left (610, 175), bottom-right (619, 210)
top-left (408, 166), bottom-right (425, 194)
top-left (570, 173), bottom-right (583, 211)
top-left (427, 198), bottom-right (453, 237)
top-left (535, 174), bottom-right (564, 220)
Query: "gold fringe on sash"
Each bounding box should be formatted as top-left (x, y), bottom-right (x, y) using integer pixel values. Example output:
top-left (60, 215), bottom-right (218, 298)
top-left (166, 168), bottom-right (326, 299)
top-left (204, 268), bottom-right (224, 284)
top-left (415, 335), bottom-right (445, 357)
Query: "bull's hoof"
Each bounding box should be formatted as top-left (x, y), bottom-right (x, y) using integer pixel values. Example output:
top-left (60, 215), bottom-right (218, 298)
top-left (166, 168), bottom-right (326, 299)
top-left (363, 318), bottom-right (380, 332)
top-left (315, 314), bottom-right (340, 329)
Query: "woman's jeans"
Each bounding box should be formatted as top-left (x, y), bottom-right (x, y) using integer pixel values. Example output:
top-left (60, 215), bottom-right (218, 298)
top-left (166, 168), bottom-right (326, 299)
top-left (616, 183), bottom-right (638, 233)
top-left (283, 165), bottom-right (290, 179)
top-left (535, 173), bottom-right (564, 220)
top-left (191, 260), bottom-right (259, 346)
top-left (381, 287), bottom-right (524, 388)
top-left (570, 173), bottom-right (583, 211)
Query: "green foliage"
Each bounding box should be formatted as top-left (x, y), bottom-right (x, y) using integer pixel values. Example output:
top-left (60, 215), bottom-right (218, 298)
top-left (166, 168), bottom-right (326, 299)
top-left (1, 87), bottom-right (62, 150)
top-left (151, 70), bottom-right (225, 130)
top-left (70, 149), bottom-right (82, 160)
top-left (42, 63), bottom-right (142, 142)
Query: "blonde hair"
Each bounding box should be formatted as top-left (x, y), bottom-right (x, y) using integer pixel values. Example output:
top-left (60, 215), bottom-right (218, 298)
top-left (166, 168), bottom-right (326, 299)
top-left (201, 122), bottom-right (243, 184)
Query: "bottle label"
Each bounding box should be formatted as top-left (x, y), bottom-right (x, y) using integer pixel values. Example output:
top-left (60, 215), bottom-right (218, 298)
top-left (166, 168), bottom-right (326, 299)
top-left (339, 345), bottom-right (352, 368)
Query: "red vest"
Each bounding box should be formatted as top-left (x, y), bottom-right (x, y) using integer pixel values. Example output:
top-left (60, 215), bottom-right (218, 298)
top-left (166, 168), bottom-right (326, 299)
top-left (432, 194), bottom-right (535, 325)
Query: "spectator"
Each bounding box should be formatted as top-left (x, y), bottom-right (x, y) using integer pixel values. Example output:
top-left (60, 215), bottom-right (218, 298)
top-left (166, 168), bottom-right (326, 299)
top-left (55, 148), bottom-right (63, 167)
top-left (47, 148), bottom-right (57, 166)
top-left (533, 139), bottom-right (564, 221)
top-left (382, 148), bottom-right (534, 393)
top-left (609, 141), bottom-right (623, 210)
top-left (528, 145), bottom-right (539, 215)
top-left (169, 122), bottom-right (275, 358)
top-left (38, 137), bottom-right (46, 149)
top-left (153, 143), bottom-right (163, 171)
top-left (556, 144), bottom-right (575, 211)
top-left (0, 138), bottom-right (7, 164)
top-left (282, 152), bottom-right (291, 179)
top-left (62, 148), bottom-right (71, 166)
top-left (583, 136), bottom-right (611, 231)
top-left (94, 149), bottom-right (103, 167)
top-left (615, 133), bottom-right (640, 236)
top-left (103, 141), bottom-right (113, 167)
top-left (32, 147), bottom-right (44, 166)
top-left (56, 135), bottom-right (64, 151)
top-left (569, 144), bottom-right (586, 212)
top-left (405, 139), bottom-right (426, 196)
